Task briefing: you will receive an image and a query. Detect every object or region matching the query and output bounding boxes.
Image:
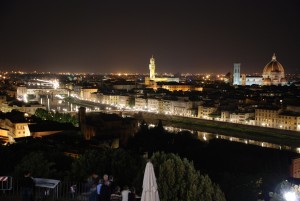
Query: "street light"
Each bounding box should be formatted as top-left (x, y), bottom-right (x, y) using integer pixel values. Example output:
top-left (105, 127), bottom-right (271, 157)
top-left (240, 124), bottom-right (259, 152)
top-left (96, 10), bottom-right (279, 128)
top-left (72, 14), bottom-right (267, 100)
top-left (284, 191), bottom-right (296, 201)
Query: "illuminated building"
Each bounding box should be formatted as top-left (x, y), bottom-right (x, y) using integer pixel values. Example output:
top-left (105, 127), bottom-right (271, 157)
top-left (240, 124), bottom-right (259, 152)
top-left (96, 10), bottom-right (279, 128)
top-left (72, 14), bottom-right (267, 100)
top-left (16, 86), bottom-right (27, 100)
top-left (262, 53), bottom-right (287, 85)
top-left (101, 94), bottom-right (119, 105)
top-left (233, 63), bottom-right (241, 85)
top-left (0, 117), bottom-right (31, 143)
top-left (290, 158), bottom-right (300, 178)
top-left (149, 56), bottom-right (156, 80)
top-left (147, 98), bottom-right (160, 112)
top-left (255, 108), bottom-right (300, 131)
top-left (221, 111), bottom-right (230, 121)
top-left (144, 57), bottom-right (203, 92)
top-left (232, 54), bottom-right (287, 86)
top-left (255, 108), bottom-right (280, 127)
top-left (198, 105), bottom-right (218, 119)
top-left (172, 100), bottom-right (195, 116)
top-left (134, 97), bottom-right (147, 110)
top-left (118, 95), bottom-right (130, 108)
top-left (229, 112), bottom-right (254, 124)
top-left (145, 56), bottom-right (179, 86)
top-left (0, 99), bottom-right (46, 114)
top-left (81, 88), bottom-right (98, 100)
top-left (156, 83), bottom-right (202, 92)
top-left (277, 112), bottom-right (300, 131)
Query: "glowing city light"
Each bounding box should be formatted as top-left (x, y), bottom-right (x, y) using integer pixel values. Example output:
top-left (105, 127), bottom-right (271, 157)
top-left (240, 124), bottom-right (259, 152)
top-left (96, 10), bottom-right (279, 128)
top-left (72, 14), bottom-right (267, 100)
top-left (284, 191), bottom-right (296, 201)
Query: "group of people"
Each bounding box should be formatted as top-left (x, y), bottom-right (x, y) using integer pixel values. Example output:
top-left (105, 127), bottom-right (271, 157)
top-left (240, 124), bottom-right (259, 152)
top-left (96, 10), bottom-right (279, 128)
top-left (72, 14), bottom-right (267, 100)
top-left (20, 171), bottom-right (138, 201)
top-left (88, 173), bottom-right (137, 201)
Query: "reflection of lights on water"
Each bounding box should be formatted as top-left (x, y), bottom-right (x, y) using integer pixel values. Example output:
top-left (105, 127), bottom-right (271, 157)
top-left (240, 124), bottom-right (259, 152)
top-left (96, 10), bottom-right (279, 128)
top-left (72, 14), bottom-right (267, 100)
top-left (47, 98), bottom-right (50, 110)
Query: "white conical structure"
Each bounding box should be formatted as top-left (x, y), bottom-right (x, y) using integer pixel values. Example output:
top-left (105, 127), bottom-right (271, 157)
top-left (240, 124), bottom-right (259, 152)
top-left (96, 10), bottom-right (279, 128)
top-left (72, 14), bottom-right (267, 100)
top-left (141, 162), bottom-right (160, 201)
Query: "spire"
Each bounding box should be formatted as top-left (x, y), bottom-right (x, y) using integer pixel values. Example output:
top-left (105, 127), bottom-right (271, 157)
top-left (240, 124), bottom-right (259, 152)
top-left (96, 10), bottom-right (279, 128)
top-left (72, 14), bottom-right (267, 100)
top-left (272, 53), bottom-right (276, 61)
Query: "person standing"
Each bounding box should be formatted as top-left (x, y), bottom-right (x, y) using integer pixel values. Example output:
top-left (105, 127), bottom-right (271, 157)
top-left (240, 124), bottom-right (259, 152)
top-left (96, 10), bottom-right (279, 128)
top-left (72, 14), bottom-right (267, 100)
top-left (97, 179), bottom-right (102, 201)
top-left (89, 173), bottom-right (99, 201)
top-left (128, 187), bottom-right (136, 201)
top-left (21, 171), bottom-right (35, 201)
top-left (121, 186), bottom-right (130, 201)
top-left (99, 174), bottom-right (111, 201)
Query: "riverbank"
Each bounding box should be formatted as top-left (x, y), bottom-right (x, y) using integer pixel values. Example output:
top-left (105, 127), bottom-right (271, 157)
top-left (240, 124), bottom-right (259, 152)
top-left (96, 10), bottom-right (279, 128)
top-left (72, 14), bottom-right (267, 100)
top-left (136, 112), bottom-right (300, 148)
top-left (63, 98), bottom-right (300, 148)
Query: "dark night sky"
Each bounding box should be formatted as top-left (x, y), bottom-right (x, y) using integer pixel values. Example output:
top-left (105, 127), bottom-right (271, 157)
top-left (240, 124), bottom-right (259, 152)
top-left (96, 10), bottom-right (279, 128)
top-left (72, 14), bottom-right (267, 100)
top-left (0, 0), bottom-right (299, 74)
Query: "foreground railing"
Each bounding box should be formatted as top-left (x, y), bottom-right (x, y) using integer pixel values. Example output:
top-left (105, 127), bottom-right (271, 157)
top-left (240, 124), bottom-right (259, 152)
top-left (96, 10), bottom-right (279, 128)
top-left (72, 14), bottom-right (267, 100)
top-left (0, 179), bottom-right (89, 201)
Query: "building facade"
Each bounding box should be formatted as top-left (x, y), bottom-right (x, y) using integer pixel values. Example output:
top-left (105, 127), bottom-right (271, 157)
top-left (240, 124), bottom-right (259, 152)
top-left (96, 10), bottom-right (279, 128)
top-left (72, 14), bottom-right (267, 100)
top-left (198, 105), bottom-right (218, 119)
top-left (255, 108), bottom-right (300, 131)
top-left (232, 54), bottom-right (287, 86)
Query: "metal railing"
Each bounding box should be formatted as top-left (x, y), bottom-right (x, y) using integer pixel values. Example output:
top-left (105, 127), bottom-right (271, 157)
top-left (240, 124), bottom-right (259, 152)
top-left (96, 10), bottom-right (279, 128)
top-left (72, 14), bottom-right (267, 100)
top-left (0, 179), bottom-right (89, 201)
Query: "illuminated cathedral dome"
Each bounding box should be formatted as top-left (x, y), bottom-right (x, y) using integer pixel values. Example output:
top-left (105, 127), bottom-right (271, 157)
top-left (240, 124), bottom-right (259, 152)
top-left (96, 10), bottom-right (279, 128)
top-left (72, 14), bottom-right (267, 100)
top-left (263, 53), bottom-right (284, 74)
top-left (262, 54), bottom-right (286, 85)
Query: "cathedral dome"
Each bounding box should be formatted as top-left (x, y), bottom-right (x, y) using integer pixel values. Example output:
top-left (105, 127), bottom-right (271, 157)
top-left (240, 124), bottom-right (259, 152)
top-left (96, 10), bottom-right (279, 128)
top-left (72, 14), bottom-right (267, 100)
top-left (262, 54), bottom-right (286, 86)
top-left (263, 53), bottom-right (284, 74)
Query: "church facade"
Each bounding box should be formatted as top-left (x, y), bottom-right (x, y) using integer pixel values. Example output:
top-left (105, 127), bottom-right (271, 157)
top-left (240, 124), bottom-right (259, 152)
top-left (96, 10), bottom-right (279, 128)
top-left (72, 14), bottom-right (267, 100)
top-left (233, 54), bottom-right (287, 86)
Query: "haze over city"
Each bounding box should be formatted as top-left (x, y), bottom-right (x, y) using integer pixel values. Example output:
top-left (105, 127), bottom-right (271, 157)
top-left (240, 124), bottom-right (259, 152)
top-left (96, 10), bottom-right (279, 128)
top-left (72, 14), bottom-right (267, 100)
top-left (0, 0), bottom-right (299, 74)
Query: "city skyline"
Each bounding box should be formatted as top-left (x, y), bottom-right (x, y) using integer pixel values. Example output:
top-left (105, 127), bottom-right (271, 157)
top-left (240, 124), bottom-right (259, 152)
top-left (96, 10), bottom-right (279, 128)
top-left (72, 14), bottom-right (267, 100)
top-left (0, 0), bottom-right (299, 74)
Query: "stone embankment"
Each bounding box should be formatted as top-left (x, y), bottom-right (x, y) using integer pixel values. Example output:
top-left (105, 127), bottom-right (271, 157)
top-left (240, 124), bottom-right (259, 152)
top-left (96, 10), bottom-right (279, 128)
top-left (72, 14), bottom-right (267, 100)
top-left (134, 112), bottom-right (300, 147)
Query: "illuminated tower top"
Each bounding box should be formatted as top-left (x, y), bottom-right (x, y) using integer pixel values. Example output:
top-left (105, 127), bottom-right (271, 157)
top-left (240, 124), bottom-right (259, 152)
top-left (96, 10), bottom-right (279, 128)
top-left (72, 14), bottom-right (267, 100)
top-left (149, 56), bottom-right (156, 80)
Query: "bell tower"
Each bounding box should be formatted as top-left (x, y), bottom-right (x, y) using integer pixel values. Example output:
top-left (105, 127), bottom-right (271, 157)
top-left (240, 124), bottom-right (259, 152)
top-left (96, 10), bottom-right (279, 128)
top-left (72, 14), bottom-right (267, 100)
top-left (233, 63), bottom-right (241, 85)
top-left (149, 56), bottom-right (156, 80)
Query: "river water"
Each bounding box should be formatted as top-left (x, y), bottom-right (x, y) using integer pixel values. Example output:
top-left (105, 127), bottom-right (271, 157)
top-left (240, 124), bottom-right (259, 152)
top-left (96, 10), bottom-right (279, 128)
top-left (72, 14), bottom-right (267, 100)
top-left (149, 125), bottom-right (300, 154)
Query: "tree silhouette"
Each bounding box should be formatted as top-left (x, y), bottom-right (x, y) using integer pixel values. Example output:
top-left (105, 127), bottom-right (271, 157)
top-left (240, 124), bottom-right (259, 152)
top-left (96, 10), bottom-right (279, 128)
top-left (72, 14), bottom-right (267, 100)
top-left (14, 152), bottom-right (56, 178)
top-left (151, 152), bottom-right (226, 201)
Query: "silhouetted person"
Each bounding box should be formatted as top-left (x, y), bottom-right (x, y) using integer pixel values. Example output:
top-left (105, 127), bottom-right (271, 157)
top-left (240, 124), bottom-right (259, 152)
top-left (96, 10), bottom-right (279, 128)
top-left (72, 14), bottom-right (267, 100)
top-left (128, 187), bottom-right (136, 201)
top-left (99, 174), bottom-right (111, 201)
top-left (88, 173), bottom-right (99, 201)
top-left (21, 171), bottom-right (35, 201)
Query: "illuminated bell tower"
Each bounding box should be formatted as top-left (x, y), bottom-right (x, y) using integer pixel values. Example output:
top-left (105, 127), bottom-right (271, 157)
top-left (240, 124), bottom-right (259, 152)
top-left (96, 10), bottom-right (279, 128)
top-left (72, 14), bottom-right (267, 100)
top-left (149, 56), bottom-right (156, 80)
top-left (233, 63), bottom-right (241, 85)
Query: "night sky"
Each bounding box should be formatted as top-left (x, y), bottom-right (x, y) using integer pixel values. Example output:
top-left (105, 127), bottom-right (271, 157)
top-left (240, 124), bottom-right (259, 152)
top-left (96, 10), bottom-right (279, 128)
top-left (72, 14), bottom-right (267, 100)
top-left (0, 0), bottom-right (299, 74)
